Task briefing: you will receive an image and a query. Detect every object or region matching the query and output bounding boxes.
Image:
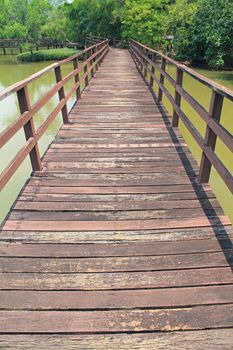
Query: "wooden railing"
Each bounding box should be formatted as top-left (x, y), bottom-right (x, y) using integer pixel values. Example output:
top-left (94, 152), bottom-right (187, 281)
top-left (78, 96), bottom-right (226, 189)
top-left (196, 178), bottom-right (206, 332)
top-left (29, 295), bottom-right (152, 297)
top-left (129, 39), bottom-right (233, 195)
top-left (0, 39), bottom-right (109, 192)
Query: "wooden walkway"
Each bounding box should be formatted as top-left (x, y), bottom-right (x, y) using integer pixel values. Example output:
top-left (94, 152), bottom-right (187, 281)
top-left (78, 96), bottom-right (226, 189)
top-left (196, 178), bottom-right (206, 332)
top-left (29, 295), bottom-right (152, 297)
top-left (0, 49), bottom-right (233, 348)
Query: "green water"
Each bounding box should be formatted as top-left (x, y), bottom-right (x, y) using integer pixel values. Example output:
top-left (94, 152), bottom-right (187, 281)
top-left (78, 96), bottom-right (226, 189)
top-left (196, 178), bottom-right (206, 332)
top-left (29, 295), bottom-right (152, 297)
top-left (0, 55), bottom-right (232, 225)
top-left (157, 66), bottom-right (233, 223)
top-left (0, 55), bottom-right (78, 224)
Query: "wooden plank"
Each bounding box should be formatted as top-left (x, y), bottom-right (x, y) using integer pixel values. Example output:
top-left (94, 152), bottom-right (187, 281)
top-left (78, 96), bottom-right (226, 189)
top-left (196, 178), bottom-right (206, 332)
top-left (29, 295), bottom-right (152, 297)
top-left (0, 305), bottom-right (233, 333)
top-left (0, 239), bottom-right (231, 257)
top-left (14, 198), bottom-right (220, 211)
top-left (0, 330), bottom-right (233, 349)
top-left (0, 267), bottom-right (232, 290)
top-left (3, 216), bottom-right (230, 231)
top-left (1, 226), bottom-right (232, 243)
top-left (22, 184), bottom-right (200, 194)
top-left (1, 285), bottom-right (233, 310)
top-left (8, 208), bottom-right (224, 221)
top-left (0, 252), bottom-right (230, 273)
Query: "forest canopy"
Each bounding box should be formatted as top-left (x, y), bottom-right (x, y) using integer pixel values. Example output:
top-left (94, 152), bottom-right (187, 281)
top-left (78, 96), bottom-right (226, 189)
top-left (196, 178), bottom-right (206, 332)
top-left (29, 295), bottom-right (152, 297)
top-left (0, 0), bottom-right (232, 68)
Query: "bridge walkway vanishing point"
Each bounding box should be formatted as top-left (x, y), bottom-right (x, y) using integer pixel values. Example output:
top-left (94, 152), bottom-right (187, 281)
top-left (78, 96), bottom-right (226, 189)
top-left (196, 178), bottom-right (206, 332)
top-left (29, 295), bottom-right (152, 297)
top-left (0, 48), bottom-right (233, 348)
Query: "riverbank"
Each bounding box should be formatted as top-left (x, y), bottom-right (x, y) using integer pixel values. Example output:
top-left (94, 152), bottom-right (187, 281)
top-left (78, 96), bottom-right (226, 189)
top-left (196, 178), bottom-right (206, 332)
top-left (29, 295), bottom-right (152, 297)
top-left (17, 48), bottom-right (80, 62)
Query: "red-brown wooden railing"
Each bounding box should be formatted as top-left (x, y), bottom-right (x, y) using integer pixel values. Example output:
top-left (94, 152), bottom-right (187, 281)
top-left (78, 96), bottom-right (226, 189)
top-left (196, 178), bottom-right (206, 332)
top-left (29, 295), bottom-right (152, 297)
top-left (129, 39), bottom-right (233, 195)
top-left (0, 39), bottom-right (109, 191)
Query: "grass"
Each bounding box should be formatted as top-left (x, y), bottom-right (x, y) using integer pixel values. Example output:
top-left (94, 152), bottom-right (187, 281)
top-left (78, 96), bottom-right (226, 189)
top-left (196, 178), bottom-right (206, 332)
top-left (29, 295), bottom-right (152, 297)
top-left (17, 48), bottom-right (81, 62)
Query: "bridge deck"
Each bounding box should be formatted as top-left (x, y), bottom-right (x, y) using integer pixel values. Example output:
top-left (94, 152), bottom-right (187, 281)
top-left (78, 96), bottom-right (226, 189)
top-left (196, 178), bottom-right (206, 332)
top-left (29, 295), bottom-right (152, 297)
top-left (0, 49), bottom-right (233, 348)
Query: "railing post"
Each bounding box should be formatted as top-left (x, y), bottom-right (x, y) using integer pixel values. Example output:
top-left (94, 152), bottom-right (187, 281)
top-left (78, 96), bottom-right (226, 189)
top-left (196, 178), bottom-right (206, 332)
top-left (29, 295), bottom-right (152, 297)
top-left (150, 53), bottom-right (155, 89)
top-left (199, 90), bottom-right (224, 183)
top-left (73, 57), bottom-right (81, 101)
top-left (83, 52), bottom-right (89, 87)
top-left (140, 45), bottom-right (143, 72)
top-left (93, 46), bottom-right (97, 72)
top-left (90, 48), bottom-right (94, 78)
top-left (99, 42), bottom-right (104, 65)
top-left (158, 58), bottom-right (166, 102)
top-left (172, 67), bottom-right (183, 127)
top-left (54, 65), bottom-right (69, 124)
top-left (95, 46), bottom-right (99, 71)
top-left (17, 86), bottom-right (42, 171)
top-left (143, 48), bottom-right (148, 78)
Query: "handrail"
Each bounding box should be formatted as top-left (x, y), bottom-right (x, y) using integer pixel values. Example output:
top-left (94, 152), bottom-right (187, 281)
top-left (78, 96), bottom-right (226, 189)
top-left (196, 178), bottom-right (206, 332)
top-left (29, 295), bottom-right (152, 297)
top-left (129, 39), bottom-right (233, 195)
top-left (0, 39), bottom-right (109, 191)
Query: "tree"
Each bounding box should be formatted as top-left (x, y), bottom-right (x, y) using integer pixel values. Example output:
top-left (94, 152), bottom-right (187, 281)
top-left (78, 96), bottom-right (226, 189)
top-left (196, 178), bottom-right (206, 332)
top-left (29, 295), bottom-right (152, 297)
top-left (26, 0), bottom-right (52, 40)
top-left (121, 0), bottom-right (168, 46)
top-left (66, 0), bottom-right (122, 44)
top-left (165, 0), bottom-right (197, 60)
top-left (166, 0), bottom-right (233, 68)
top-left (187, 0), bottom-right (233, 68)
top-left (42, 5), bottom-right (68, 44)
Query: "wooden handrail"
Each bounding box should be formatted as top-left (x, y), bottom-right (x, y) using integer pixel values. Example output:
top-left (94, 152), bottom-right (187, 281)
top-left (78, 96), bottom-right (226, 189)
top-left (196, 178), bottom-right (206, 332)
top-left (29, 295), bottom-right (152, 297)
top-left (0, 39), bottom-right (109, 192)
top-left (129, 39), bottom-right (233, 195)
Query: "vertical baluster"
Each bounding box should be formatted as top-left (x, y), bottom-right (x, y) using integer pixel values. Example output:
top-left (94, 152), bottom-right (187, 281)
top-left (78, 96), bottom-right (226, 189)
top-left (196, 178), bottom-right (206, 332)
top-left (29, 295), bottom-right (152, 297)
top-left (158, 58), bottom-right (166, 102)
top-left (150, 53), bottom-right (155, 89)
top-left (17, 86), bottom-right (42, 171)
top-left (144, 48), bottom-right (148, 78)
top-left (92, 46), bottom-right (97, 73)
top-left (83, 51), bottom-right (89, 87)
top-left (199, 90), bottom-right (224, 183)
top-left (172, 67), bottom-right (183, 127)
top-left (90, 48), bottom-right (94, 78)
top-left (95, 45), bottom-right (100, 71)
top-left (54, 65), bottom-right (69, 124)
top-left (99, 42), bottom-right (104, 65)
top-left (98, 44), bottom-right (102, 67)
top-left (139, 45), bottom-right (143, 72)
top-left (73, 57), bottom-right (81, 101)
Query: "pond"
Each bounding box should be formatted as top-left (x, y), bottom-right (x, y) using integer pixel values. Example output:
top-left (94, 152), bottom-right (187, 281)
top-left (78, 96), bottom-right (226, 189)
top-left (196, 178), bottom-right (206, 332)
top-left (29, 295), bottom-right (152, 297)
top-left (0, 54), bottom-right (232, 224)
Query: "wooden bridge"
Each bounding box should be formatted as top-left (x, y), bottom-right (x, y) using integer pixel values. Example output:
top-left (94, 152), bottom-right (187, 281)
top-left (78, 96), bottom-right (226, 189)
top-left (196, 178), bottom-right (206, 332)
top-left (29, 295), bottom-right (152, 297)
top-left (0, 39), bottom-right (233, 348)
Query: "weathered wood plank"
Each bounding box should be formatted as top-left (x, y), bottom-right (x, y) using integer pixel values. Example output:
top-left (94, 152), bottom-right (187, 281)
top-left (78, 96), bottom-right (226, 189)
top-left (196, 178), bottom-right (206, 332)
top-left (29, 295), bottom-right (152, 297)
top-left (0, 305), bottom-right (233, 333)
top-left (0, 239), bottom-right (231, 257)
top-left (3, 216), bottom-right (230, 231)
top-left (0, 330), bottom-right (233, 349)
top-left (1, 227), bottom-right (232, 243)
top-left (1, 252), bottom-right (230, 273)
top-left (0, 267), bottom-right (232, 290)
top-left (1, 285), bottom-right (233, 310)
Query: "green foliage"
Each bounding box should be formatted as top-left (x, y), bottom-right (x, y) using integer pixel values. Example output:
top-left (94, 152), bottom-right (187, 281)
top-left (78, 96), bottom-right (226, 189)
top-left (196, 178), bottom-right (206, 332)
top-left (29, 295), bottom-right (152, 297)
top-left (0, 0), bottom-right (232, 69)
top-left (121, 0), bottom-right (168, 46)
top-left (42, 5), bottom-right (68, 44)
top-left (26, 0), bottom-right (52, 40)
top-left (188, 0), bottom-right (233, 68)
top-left (66, 0), bottom-right (122, 44)
top-left (166, 0), bottom-right (233, 69)
top-left (166, 0), bottom-right (197, 60)
top-left (17, 48), bottom-right (79, 62)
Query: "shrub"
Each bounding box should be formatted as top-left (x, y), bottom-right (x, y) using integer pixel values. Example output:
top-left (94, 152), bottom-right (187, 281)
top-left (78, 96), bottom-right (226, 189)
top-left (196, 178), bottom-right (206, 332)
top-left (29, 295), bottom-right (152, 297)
top-left (17, 48), bottom-right (80, 62)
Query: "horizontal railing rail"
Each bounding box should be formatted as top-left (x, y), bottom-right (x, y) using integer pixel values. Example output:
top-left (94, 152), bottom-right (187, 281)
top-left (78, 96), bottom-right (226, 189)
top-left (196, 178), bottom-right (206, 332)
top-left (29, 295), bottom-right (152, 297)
top-left (0, 39), bottom-right (109, 191)
top-left (129, 39), bottom-right (233, 195)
